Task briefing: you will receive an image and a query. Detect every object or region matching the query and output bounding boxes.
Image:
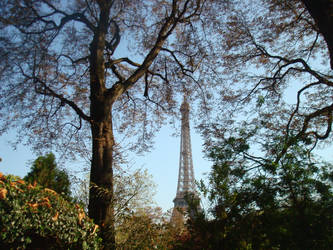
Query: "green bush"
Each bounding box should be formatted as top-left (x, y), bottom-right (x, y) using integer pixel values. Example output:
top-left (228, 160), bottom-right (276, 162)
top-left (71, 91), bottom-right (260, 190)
top-left (0, 172), bottom-right (102, 249)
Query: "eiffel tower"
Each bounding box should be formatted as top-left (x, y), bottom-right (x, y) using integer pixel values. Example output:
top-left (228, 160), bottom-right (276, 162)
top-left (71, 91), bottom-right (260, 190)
top-left (171, 97), bottom-right (197, 224)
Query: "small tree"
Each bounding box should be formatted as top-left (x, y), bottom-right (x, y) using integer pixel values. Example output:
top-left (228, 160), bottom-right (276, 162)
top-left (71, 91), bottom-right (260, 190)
top-left (116, 206), bottom-right (178, 249)
top-left (74, 167), bottom-right (156, 215)
top-left (24, 153), bottom-right (71, 199)
top-left (73, 168), bottom-right (179, 249)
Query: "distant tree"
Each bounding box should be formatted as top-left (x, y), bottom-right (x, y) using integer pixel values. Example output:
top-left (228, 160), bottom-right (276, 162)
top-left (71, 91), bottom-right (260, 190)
top-left (24, 153), bottom-right (71, 198)
top-left (182, 131), bottom-right (333, 249)
top-left (74, 167), bottom-right (156, 218)
top-left (116, 206), bottom-right (178, 249)
top-left (74, 168), bottom-right (178, 249)
top-left (113, 168), bottom-right (156, 221)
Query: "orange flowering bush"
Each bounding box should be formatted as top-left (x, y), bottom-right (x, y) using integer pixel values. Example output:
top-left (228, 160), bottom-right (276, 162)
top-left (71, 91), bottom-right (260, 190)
top-left (0, 173), bottom-right (102, 249)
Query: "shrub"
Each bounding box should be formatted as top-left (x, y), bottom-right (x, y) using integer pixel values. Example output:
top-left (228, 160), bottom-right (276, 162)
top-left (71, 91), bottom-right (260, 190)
top-left (0, 172), bottom-right (102, 249)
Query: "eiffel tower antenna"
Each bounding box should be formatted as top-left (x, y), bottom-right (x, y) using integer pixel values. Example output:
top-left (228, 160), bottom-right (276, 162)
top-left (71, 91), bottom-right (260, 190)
top-left (171, 96), bottom-right (196, 223)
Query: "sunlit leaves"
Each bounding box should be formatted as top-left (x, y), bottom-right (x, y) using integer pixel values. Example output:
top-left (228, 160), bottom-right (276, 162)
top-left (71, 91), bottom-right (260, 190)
top-left (0, 173), bottom-right (101, 249)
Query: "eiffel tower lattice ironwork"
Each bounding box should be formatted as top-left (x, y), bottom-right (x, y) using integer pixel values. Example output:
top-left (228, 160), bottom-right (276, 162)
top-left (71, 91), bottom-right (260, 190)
top-left (171, 98), bottom-right (196, 223)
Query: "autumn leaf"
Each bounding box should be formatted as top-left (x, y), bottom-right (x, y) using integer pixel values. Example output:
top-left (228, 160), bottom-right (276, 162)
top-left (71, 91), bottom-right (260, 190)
top-left (42, 197), bottom-right (50, 203)
top-left (0, 188), bottom-right (7, 199)
top-left (10, 182), bottom-right (24, 193)
top-left (16, 179), bottom-right (25, 185)
top-left (78, 210), bottom-right (85, 225)
top-left (44, 188), bottom-right (57, 195)
top-left (52, 212), bottom-right (59, 221)
top-left (92, 224), bottom-right (99, 235)
top-left (27, 202), bottom-right (39, 210)
top-left (39, 197), bottom-right (52, 208)
top-left (0, 172), bottom-right (5, 181)
top-left (258, 55), bottom-right (269, 64)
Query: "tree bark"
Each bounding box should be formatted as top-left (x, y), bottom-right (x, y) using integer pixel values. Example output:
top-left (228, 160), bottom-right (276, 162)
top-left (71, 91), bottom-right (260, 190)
top-left (88, 57), bottom-right (116, 247)
top-left (301, 0), bottom-right (333, 69)
top-left (87, 2), bottom-right (116, 247)
top-left (88, 115), bottom-right (115, 249)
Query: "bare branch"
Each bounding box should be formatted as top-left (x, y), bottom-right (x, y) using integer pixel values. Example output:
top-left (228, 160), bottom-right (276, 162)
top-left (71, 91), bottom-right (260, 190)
top-left (286, 81), bottom-right (321, 138)
top-left (106, 0), bottom-right (183, 103)
top-left (110, 65), bottom-right (125, 82)
top-left (276, 103), bottom-right (333, 163)
top-left (105, 57), bottom-right (141, 68)
top-left (161, 47), bottom-right (194, 74)
top-left (58, 54), bottom-right (89, 65)
top-left (105, 19), bottom-right (120, 55)
top-left (32, 76), bottom-right (91, 122)
top-left (253, 42), bottom-right (333, 87)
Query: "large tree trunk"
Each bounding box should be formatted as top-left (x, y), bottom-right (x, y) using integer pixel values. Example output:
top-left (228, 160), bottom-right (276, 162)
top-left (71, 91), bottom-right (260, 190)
top-left (88, 3), bottom-right (115, 247)
top-left (88, 113), bottom-right (115, 248)
top-left (301, 0), bottom-right (333, 69)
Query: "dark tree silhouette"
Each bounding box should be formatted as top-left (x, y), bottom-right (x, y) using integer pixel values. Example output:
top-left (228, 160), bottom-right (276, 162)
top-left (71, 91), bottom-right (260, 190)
top-left (24, 153), bottom-right (71, 198)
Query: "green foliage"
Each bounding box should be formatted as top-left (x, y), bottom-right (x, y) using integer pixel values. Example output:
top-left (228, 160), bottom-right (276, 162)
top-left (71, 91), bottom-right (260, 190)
top-left (24, 153), bottom-right (71, 199)
top-left (74, 168), bottom-right (157, 216)
top-left (114, 168), bottom-right (157, 221)
top-left (116, 207), bottom-right (177, 249)
top-left (181, 132), bottom-right (333, 249)
top-left (0, 173), bottom-right (102, 249)
top-left (73, 168), bottom-right (174, 249)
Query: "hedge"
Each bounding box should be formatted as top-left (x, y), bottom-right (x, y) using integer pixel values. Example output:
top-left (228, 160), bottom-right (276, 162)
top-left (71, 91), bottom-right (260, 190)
top-left (0, 172), bottom-right (102, 249)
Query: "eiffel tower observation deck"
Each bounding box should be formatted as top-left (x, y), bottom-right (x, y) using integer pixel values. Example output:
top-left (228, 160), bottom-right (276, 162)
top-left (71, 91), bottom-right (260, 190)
top-left (171, 97), bottom-right (197, 224)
